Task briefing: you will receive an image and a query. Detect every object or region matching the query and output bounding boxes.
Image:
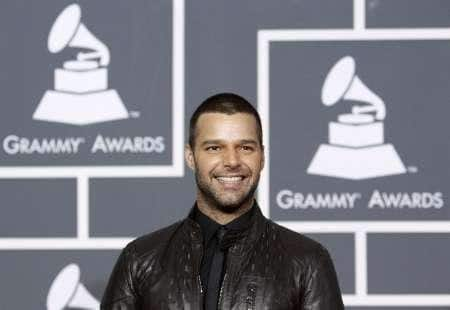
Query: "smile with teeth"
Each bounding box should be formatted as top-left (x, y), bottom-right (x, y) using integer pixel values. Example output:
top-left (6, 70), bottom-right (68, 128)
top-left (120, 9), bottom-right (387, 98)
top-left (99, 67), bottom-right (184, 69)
top-left (215, 176), bottom-right (246, 183)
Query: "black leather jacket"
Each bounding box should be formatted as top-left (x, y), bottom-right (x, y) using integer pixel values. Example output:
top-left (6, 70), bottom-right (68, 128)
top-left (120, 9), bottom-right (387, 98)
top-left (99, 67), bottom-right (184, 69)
top-left (101, 205), bottom-right (344, 309)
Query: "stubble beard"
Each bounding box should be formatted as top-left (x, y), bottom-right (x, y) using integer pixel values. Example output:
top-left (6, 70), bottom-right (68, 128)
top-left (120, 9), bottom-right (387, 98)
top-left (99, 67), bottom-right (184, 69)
top-left (194, 170), bottom-right (259, 214)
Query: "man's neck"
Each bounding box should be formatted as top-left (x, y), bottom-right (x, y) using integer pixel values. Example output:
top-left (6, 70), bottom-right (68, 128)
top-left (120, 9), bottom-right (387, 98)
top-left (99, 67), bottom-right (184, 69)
top-left (196, 198), bottom-right (254, 225)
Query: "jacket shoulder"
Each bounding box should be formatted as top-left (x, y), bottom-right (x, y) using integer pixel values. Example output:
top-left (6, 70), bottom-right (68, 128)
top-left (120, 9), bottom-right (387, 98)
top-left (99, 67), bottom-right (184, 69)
top-left (264, 221), bottom-right (344, 307)
top-left (127, 220), bottom-right (184, 258)
top-left (267, 220), bottom-right (330, 261)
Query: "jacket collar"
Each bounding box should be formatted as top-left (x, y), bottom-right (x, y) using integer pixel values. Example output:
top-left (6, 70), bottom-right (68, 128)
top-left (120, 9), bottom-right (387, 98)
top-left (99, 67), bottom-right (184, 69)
top-left (191, 203), bottom-right (255, 248)
top-left (182, 201), bottom-right (267, 254)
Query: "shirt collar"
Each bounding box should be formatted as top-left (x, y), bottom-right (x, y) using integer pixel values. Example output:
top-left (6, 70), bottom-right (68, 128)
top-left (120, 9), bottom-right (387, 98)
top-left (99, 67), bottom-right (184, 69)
top-left (193, 202), bottom-right (255, 245)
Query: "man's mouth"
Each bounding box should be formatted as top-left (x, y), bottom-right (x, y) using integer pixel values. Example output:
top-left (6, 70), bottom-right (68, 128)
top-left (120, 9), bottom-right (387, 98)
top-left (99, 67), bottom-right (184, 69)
top-left (215, 175), bottom-right (246, 184)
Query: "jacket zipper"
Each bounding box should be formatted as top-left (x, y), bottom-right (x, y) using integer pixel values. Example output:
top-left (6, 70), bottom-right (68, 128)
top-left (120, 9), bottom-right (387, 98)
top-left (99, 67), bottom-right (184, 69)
top-left (246, 284), bottom-right (257, 310)
top-left (197, 274), bottom-right (203, 294)
top-left (217, 272), bottom-right (228, 309)
top-left (193, 230), bottom-right (204, 308)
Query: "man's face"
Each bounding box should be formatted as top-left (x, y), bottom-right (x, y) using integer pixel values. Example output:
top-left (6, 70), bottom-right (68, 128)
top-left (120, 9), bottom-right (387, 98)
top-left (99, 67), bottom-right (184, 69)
top-left (185, 112), bottom-right (265, 213)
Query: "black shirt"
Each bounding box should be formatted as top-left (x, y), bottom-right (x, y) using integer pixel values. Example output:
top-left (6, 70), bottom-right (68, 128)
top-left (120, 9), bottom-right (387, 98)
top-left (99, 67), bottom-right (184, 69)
top-left (193, 204), bottom-right (255, 309)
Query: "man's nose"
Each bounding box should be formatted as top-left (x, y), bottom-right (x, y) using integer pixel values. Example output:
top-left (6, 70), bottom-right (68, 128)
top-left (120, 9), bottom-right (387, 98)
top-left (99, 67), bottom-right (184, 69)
top-left (223, 149), bottom-right (240, 168)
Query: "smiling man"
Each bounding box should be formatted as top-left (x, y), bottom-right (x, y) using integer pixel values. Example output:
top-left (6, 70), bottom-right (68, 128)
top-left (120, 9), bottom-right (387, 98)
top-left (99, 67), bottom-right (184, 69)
top-left (101, 93), bottom-right (344, 310)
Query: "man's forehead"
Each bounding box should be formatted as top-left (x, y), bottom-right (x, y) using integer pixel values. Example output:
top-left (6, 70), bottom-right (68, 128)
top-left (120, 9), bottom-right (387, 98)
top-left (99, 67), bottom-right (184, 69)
top-left (196, 112), bottom-right (257, 125)
top-left (197, 113), bottom-right (257, 129)
top-left (195, 112), bottom-right (259, 140)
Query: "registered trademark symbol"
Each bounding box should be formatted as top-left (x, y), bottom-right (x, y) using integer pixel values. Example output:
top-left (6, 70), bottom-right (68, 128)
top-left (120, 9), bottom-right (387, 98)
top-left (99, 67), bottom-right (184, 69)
top-left (407, 166), bottom-right (418, 173)
top-left (129, 110), bottom-right (141, 118)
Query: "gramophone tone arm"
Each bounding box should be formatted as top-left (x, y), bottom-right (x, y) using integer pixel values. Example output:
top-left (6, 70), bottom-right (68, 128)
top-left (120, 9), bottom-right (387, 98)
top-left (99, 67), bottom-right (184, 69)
top-left (351, 98), bottom-right (386, 120)
top-left (352, 105), bottom-right (377, 114)
top-left (77, 51), bottom-right (110, 66)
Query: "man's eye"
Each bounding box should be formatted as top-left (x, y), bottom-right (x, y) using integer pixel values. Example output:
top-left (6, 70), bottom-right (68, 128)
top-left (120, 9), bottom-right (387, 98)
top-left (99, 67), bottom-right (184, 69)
top-left (206, 146), bottom-right (220, 152)
top-left (241, 145), bottom-right (254, 152)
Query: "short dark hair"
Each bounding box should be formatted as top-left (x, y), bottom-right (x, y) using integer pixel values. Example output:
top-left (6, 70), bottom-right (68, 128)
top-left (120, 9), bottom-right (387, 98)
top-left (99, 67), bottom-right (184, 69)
top-left (189, 93), bottom-right (263, 148)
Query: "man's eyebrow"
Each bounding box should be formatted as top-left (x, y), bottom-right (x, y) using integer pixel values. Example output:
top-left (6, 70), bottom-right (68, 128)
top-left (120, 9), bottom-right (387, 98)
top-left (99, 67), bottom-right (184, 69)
top-left (200, 139), bottom-right (223, 146)
top-left (240, 139), bottom-right (258, 145)
top-left (200, 139), bottom-right (258, 146)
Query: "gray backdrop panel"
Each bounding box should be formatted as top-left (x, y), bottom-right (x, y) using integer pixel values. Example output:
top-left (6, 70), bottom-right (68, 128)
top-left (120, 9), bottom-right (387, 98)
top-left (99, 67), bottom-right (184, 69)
top-left (90, 176), bottom-right (194, 237)
top-left (0, 179), bottom-right (76, 237)
top-left (0, 250), bottom-right (119, 309)
top-left (367, 233), bottom-right (450, 294)
top-left (270, 41), bottom-right (449, 221)
top-left (186, 0), bottom-right (353, 110)
top-left (367, 0), bottom-right (450, 28)
top-left (0, 0), bottom-right (172, 166)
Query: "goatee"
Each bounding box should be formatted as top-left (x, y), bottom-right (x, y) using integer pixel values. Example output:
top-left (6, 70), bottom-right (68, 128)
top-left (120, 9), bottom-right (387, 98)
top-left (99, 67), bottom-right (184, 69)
top-left (194, 171), bottom-right (258, 214)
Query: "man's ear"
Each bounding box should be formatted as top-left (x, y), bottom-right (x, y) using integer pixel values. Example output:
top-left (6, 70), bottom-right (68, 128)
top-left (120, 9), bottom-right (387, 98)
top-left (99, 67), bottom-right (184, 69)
top-left (185, 144), bottom-right (195, 170)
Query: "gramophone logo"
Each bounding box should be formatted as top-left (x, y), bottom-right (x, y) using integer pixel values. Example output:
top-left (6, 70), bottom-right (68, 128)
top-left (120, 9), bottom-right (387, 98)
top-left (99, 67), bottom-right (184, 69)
top-left (47, 264), bottom-right (99, 310)
top-left (33, 3), bottom-right (128, 125)
top-left (307, 56), bottom-right (406, 180)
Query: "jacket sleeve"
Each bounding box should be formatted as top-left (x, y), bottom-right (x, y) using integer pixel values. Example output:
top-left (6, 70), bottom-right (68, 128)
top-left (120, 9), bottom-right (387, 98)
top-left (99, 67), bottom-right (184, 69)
top-left (301, 247), bottom-right (345, 310)
top-left (101, 244), bottom-right (140, 310)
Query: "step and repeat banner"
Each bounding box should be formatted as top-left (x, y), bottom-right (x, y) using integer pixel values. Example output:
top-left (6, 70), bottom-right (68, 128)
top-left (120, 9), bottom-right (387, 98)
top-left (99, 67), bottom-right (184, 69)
top-left (0, 0), bottom-right (449, 309)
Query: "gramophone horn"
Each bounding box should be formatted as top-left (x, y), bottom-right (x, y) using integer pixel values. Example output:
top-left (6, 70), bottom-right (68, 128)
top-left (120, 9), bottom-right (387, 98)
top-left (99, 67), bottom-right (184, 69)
top-left (46, 264), bottom-right (99, 310)
top-left (47, 4), bottom-right (110, 66)
top-left (321, 56), bottom-right (386, 120)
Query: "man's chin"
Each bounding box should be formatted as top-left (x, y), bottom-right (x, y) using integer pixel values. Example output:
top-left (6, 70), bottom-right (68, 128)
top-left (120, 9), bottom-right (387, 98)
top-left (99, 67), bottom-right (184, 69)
top-left (215, 201), bottom-right (245, 214)
top-left (212, 195), bottom-right (254, 214)
top-left (196, 176), bottom-right (258, 214)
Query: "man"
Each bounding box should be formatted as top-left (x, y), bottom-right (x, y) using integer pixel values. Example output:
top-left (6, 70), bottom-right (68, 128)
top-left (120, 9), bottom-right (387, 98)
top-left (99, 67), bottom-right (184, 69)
top-left (101, 93), bottom-right (344, 309)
